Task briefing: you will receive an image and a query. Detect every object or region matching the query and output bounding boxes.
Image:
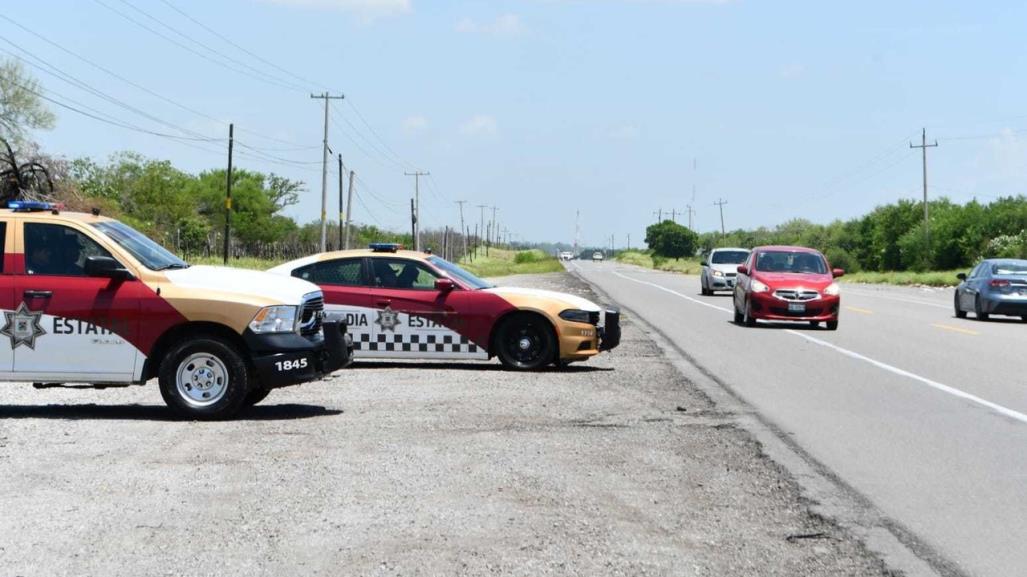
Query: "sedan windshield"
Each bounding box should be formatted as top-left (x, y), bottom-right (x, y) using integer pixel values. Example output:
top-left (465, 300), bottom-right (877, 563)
top-left (711, 250), bottom-right (749, 265)
top-left (993, 262), bottom-right (1027, 275)
top-left (755, 251), bottom-right (827, 274)
top-left (92, 221), bottom-right (189, 271)
top-left (427, 256), bottom-right (494, 289)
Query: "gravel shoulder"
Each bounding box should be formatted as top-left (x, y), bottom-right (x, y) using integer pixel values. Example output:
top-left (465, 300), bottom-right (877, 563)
top-left (0, 272), bottom-right (890, 576)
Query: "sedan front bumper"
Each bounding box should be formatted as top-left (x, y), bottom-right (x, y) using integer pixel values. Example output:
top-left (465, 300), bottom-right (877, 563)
top-left (749, 292), bottom-right (840, 321)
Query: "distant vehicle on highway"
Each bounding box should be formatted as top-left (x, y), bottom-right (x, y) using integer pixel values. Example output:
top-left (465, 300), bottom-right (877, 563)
top-left (559, 251), bottom-right (574, 261)
top-left (592, 251), bottom-right (604, 262)
top-left (700, 248), bottom-right (750, 295)
top-left (733, 246), bottom-right (844, 330)
top-left (954, 258), bottom-right (1027, 321)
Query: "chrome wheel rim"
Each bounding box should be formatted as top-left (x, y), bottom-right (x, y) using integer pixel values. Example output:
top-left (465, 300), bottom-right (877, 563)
top-left (176, 353), bottom-right (229, 407)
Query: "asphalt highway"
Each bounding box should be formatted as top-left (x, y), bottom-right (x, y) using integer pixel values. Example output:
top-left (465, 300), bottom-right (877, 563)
top-left (570, 259), bottom-right (1026, 577)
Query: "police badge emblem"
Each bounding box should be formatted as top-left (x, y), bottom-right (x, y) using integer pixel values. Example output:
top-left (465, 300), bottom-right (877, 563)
top-left (1, 302), bottom-right (47, 350)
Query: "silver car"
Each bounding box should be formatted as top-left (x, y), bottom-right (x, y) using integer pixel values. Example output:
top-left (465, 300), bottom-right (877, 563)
top-left (954, 258), bottom-right (1027, 321)
top-left (700, 248), bottom-right (750, 295)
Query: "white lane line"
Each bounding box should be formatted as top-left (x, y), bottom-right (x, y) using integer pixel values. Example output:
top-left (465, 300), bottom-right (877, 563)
top-left (785, 330), bottom-right (1027, 424)
top-left (612, 271), bottom-right (733, 314)
top-left (608, 269), bottom-right (1027, 425)
top-left (843, 289), bottom-right (951, 310)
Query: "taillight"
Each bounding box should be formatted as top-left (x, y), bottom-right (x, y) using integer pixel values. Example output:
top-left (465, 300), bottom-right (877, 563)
top-left (989, 279), bottom-right (1010, 288)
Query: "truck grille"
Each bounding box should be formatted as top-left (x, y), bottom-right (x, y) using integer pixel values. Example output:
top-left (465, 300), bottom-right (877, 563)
top-left (774, 289), bottom-right (820, 301)
top-left (299, 294), bottom-right (324, 335)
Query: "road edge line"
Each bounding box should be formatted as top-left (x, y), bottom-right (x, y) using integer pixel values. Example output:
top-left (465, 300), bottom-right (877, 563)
top-left (567, 262), bottom-right (961, 577)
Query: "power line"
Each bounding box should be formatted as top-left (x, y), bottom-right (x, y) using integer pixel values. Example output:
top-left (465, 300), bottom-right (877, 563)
top-left (94, 0), bottom-right (307, 92)
top-left (156, 0), bottom-right (322, 90)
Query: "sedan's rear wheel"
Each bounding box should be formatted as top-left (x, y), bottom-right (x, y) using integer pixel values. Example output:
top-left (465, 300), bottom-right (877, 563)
top-left (954, 292), bottom-right (967, 319)
top-left (733, 303), bottom-right (744, 324)
top-left (974, 295), bottom-right (990, 321)
top-left (494, 314), bottom-right (557, 370)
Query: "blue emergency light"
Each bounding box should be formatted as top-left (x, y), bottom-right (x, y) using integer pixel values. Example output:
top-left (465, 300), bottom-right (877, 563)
top-left (8, 200), bottom-right (62, 212)
top-left (369, 243), bottom-right (402, 253)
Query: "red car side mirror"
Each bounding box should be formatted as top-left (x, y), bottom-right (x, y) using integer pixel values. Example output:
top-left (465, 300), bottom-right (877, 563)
top-left (435, 278), bottom-right (456, 292)
top-left (736, 265), bottom-right (748, 275)
top-left (832, 268), bottom-right (845, 278)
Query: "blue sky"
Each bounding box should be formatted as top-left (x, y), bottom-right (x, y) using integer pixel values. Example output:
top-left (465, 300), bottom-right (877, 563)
top-left (5, 1), bottom-right (1027, 247)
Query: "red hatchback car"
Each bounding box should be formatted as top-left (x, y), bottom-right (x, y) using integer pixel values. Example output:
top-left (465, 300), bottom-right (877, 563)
top-left (732, 246), bottom-right (844, 330)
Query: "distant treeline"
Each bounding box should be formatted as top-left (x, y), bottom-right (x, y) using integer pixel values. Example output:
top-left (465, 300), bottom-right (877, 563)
top-left (697, 197), bottom-right (1027, 272)
top-left (37, 151), bottom-right (475, 261)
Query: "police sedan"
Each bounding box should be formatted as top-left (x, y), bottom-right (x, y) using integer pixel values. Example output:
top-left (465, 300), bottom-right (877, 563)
top-left (268, 244), bottom-right (620, 369)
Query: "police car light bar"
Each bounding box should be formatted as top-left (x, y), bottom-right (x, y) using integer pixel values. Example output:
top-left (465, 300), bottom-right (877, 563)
top-left (8, 200), bottom-right (63, 212)
top-left (369, 243), bottom-right (402, 252)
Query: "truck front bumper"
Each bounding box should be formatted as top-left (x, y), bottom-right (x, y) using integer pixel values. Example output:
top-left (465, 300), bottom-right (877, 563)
top-left (245, 320), bottom-right (353, 389)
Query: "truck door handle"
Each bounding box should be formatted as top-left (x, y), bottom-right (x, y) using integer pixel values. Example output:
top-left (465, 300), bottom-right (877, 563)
top-left (23, 290), bottom-right (53, 299)
top-left (376, 299), bottom-right (392, 307)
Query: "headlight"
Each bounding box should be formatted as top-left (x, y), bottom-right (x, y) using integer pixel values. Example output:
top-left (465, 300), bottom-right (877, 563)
top-left (712, 270), bottom-right (724, 277)
top-left (249, 305), bottom-right (299, 334)
top-left (751, 280), bottom-right (770, 293)
top-left (559, 309), bottom-right (593, 324)
top-left (824, 283), bottom-right (840, 296)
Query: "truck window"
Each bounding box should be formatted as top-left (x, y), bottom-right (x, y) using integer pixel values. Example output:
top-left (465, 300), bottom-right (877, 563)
top-left (25, 223), bottom-right (113, 277)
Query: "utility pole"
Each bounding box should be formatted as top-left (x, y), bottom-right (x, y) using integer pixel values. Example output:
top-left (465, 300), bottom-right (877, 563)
top-left (910, 128), bottom-right (938, 257)
top-left (626, 233), bottom-right (630, 251)
top-left (404, 171), bottom-right (429, 251)
top-left (653, 208), bottom-right (663, 222)
top-left (476, 204), bottom-right (487, 257)
top-left (714, 198), bottom-right (728, 235)
top-left (490, 206), bottom-right (499, 252)
top-left (670, 208), bottom-right (678, 223)
top-left (337, 153), bottom-right (344, 250)
top-left (343, 170), bottom-right (355, 249)
top-left (223, 123), bottom-right (234, 265)
top-left (686, 204), bottom-right (696, 231)
top-left (454, 200), bottom-right (467, 261)
top-left (310, 92), bottom-right (344, 252)
top-left (410, 198), bottom-right (417, 246)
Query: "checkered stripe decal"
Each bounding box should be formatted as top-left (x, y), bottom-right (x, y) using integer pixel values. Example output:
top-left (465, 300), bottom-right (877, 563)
top-left (353, 332), bottom-right (482, 354)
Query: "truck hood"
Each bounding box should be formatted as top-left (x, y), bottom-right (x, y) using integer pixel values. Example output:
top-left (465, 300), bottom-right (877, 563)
top-left (483, 286), bottom-right (602, 312)
top-left (164, 266), bottom-right (321, 306)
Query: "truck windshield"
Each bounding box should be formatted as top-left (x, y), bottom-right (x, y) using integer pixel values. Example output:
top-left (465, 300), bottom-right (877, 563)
top-left (427, 256), bottom-right (494, 289)
top-left (92, 221), bottom-right (190, 271)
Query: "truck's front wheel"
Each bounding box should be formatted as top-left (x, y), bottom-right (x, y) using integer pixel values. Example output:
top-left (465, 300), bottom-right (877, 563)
top-left (159, 336), bottom-right (251, 420)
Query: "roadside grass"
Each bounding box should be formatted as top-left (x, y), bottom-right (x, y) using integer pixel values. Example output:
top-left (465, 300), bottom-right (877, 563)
top-left (187, 255), bottom-right (283, 270)
top-left (460, 248), bottom-right (564, 277)
top-left (617, 249), bottom-right (963, 287)
top-left (843, 269), bottom-right (963, 287)
top-left (615, 250), bottom-right (703, 274)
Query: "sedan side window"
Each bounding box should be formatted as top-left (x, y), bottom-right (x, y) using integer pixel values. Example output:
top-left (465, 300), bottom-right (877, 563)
top-left (370, 258), bottom-right (439, 290)
top-left (294, 258), bottom-right (366, 286)
top-left (24, 223), bottom-right (114, 277)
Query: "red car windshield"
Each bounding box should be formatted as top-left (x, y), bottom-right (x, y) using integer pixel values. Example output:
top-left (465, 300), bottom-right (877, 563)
top-left (755, 251), bottom-right (827, 274)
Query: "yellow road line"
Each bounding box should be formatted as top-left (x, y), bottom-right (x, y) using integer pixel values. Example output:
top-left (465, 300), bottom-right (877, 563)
top-left (845, 306), bottom-right (874, 315)
top-left (932, 323), bottom-right (979, 336)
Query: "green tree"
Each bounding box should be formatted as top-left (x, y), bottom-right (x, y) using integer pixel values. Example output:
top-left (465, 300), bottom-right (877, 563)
top-left (645, 220), bottom-right (698, 259)
top-left (0, 60), bottom-right (55, 148)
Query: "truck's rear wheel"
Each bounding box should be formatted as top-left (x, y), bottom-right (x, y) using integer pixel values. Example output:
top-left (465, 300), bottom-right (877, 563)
top-left (159, 336), bottom-right (251, 420)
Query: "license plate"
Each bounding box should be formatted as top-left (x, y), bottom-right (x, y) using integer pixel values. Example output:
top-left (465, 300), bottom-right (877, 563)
top-left (788, 302), bottom-right (806, 313)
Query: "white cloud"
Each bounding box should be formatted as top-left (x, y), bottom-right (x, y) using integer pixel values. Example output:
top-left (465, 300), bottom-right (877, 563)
top-left (261, 0), bottom-right (411, 19)
top-left (455, 14), bottom-right (524, 36)
top-left (779, 62), bottom-right (805, 80)
top-left (403, 115), bottom-right (428, 133)
top-left (607, 124), bottom-right (640, 140)
top-left (459, 114), bottom-right (497, 136)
